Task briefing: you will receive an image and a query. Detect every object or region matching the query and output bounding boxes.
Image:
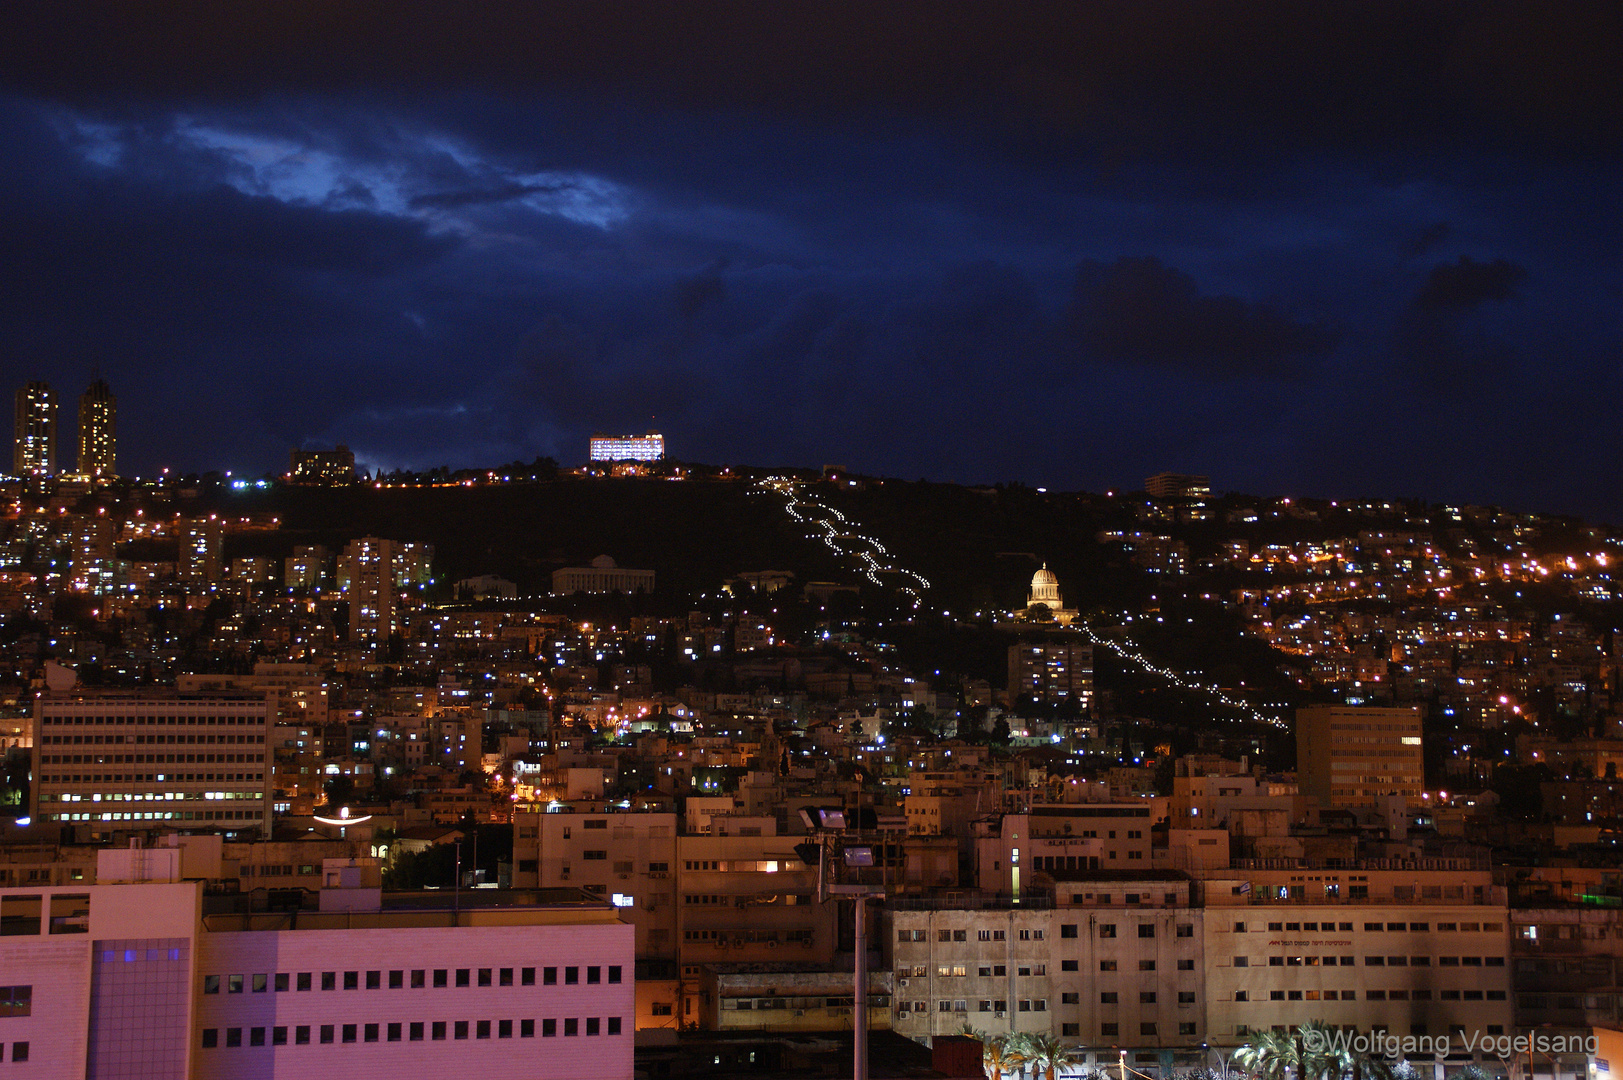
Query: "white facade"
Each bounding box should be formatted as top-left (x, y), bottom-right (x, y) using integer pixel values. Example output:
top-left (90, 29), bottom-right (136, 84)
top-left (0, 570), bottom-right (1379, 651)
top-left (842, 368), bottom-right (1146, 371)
top-left (0, 877), bottom-right (634, 1080)
top-left (589, 433), bottom-right (665, 462)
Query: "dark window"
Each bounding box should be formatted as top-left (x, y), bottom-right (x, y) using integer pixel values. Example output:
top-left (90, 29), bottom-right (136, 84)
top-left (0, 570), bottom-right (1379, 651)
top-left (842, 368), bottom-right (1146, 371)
top-left (477, 1020), bottom-right (491, 1039)
top-left (455, 1020), bottom-right (469, 1040)
top-left (456, 968), bottom-right (471, 987)
top-left (225, 1028), bottom-right (242, 1047)
top-left (203, 975), bottom-right (220, 995)
top-left (608, 966), bottom-right (622, 984)
top-left (434, 969), bottom-right (448, 988)
top-left (387, 1023), bottom-right (401, 1042)
top-left (432, 1022), bottom-right (446, 1041)
top-left (587, 966), bottom-right (601, 984)
top-left (1061, 960), bottom-right (1079, 971)
top-left (1179, 992), bottom-right (1196, 1004)
top-left (411, 969), bottom-right (426, 988)
top-left (608, 1017), bottom-right (621, 1035)
top-left (500, 968), bottom-right (514, 986)
top-left (565, 967), bottom-right (579, 985)
top-left (364, 1023), bottom-right (378, 1043)
top-left (389, 970), bottom-right (403, 989)
top-left (365, 970), bottom-right (381, 989)
top-left (1138, 924), bottom-right (1155, 939)
top-left (542, 1019), bottom-right (557, 1037)
top-left (295, 1026), bottom-right (310, 1045)
top-left (409, 1022), bottom-right (424, 1042)
top-left (320, 1025), bottom-right (334, 1044)
top-left (321, 972), bottom-right (336, 991)
top-left (564, 1018), bottom-right (579, 1036)
top-left (478, 968), bottom-right (492, 987)
top-left (1101, 992), bottom-right (1119, 1004)
top-left (342, 1024), bottom-right (357, 1043)
top-left (296, 972), bottom-right (312, 991)
top-left (499, 1019), bottom-right (513, 1038)
top-left (587, 1017), bottom-right (601, 1036)
top-left (544, 967), bottom-right (558, 985)
top-left (343, 971), bottom-right (359, 990)
top-left (521, 1019), bottom-right (535, 1037)
top-left (274, 973), bottom-right (289, 992)
top-left (522, 967), bottom-right (536, 986)
top-left (201, 1029), bottom-right (218, 1049)
top-left (252, 974), bottom-right (267, 993)
top-left (9, 1043), bottom-right (27, 1063)
top-left (1061, 924), bottom-right (1078, 938)
top-left (1140, 992), bottom-right (1157, 1004)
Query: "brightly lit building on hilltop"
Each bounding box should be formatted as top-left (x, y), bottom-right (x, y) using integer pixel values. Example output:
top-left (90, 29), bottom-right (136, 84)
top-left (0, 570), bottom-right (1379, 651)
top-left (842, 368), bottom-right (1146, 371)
top-left (589, 432), bottom-right (664, 462)
top-left (76, 379), bottom-right (116, 479)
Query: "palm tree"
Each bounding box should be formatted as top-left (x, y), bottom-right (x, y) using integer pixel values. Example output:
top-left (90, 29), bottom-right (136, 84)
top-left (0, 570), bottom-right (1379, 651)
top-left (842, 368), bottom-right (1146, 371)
top-left (1011, 1033), bottom-right (1081, 1080)
top-left (1234, 1028), bottom-right (1301, 1080)
top-left (983, 1033), bottom-right (1022, 1080)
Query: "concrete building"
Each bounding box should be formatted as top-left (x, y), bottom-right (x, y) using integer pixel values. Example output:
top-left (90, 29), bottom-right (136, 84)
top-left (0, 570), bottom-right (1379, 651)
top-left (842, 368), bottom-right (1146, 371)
top-left (552, 556), bottom-right (655, 596)
top-left (30, 690), bottom-right (275, 839)
top-left (288, 445), bottom-right (356, 484)
top-left (0, 848), bottom-right (634, 1080)
top-left (1008, 641), bottom-right (1093, 707)
top-left (76, 379), bottom-right (116, 479)
top-left (1297, 705), bottom-right (1424, 809)
top-left (179, 519), bottom-right (224, 586)
top-left (589, 433), bottom-right (665, 462)
top-left (341, 538), bottom-right (398, 646)
top-left (13, 380), bottom-right (57, 476)
top-left (890, 877), bottom-right (1206, 1072)
top-left (1145, 473), bottom-right (1210, 500)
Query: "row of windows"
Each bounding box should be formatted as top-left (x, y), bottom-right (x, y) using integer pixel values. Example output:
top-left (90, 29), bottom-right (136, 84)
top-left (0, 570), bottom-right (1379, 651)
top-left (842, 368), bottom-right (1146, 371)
top-left (40, 732), bottom-right (264, 745)
top-left (1236, 1024), bottom-right (1506, 1039)
top-left (1245, 954), bottom-right (1504, 968)
top-left (42, 713), bottom-right (265, 726)
top-left (904, 964), bottom-right (1049, 978)
top-left (0, 1042), bottom-right (28, 1063)
top-left (897, 928), bottom-right (1047, 943)
top-left (899, 999), bottom-right (1049, 1014)
top-left (1232, 920), bottom-right (1503, 933)
top-left (47, 810), bottom-right (259, 822)
top-left (203, 966), bottom-right (621, 993)
top-left (1236, 989), bottom-right (1507, 1002)
top-left (200, 1017), bottom-right (622, 1047)
top-left (1065, 892), bottom-right (1184, 905)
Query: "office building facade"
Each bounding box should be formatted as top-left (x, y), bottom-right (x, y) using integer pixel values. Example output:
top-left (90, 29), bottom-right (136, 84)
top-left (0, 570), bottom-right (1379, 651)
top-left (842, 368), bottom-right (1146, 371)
top-left (30, 691), bottom-right (275, 839)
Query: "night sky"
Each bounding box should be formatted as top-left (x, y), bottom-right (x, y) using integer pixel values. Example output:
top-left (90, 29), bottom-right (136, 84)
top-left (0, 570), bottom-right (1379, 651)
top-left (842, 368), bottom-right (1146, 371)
top-left (3, 3), bottom-right (1620, 518)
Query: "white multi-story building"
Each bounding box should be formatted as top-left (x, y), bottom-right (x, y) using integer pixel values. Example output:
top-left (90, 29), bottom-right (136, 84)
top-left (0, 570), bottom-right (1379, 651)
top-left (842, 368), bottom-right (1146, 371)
top-left (589, 433), bottom-right (665, 462)
top-left (31, 690), bottom-right (275, 839)
top-left (0, 849), bottom-right (635, 1080)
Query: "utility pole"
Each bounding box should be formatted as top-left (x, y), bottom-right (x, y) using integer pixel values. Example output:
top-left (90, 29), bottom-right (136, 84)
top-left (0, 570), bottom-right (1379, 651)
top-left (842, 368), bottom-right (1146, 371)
top-left (853, 895), bottom-right (868, 1080)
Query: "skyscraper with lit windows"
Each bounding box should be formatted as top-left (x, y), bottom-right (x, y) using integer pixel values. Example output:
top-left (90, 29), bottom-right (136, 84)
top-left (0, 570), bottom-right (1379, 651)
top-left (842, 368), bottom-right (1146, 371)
top-left (77, 378), bottom-right (116, 478)
top-left (13, 380), bottom-right (57, 476)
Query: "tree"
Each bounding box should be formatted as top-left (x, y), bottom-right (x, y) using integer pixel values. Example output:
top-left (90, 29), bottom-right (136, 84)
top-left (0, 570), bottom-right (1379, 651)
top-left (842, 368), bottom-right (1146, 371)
top-left (1011, 1033), bottom-right (1081, 1080)
top-left (980, 1033), bottom-right (1021, 1080)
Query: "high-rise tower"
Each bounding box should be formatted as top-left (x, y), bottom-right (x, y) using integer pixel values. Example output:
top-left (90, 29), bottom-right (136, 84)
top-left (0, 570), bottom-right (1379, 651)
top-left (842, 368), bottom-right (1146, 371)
top-left (77, 378), bottom-right (116, 478)
top-left (13, 380), bottom-right (57, 476)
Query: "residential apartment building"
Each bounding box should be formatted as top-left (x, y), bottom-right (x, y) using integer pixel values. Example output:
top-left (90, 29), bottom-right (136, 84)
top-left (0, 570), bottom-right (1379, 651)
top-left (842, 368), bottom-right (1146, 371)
top-left (1297, 704), bottom-right (1424, 809)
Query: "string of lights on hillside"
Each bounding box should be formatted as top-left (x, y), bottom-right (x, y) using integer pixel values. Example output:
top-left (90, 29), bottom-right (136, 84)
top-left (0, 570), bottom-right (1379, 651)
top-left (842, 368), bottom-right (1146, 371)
top-left (1071, 622), bottom-right (1290, 730)
top-left (757, 476), bottom-right (930, 609)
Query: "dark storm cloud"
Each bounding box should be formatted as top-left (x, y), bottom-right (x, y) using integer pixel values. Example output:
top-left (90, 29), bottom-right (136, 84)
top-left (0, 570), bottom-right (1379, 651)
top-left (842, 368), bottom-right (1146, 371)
top-left (2, 5), bottom-right (1622, 518)
top-left (408, 180), bottom-right (578, 212)
top-left (1414, 255), bottom-right (1527, 311)
top-left (1068, 257), bottom-right (1338, 377)
top-left (672, 261), bottom-right (727, 320)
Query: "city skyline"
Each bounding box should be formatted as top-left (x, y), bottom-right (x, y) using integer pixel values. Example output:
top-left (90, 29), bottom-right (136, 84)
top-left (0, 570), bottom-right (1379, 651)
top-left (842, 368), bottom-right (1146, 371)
top-left (0, 4), bottom-right (1618, 520)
